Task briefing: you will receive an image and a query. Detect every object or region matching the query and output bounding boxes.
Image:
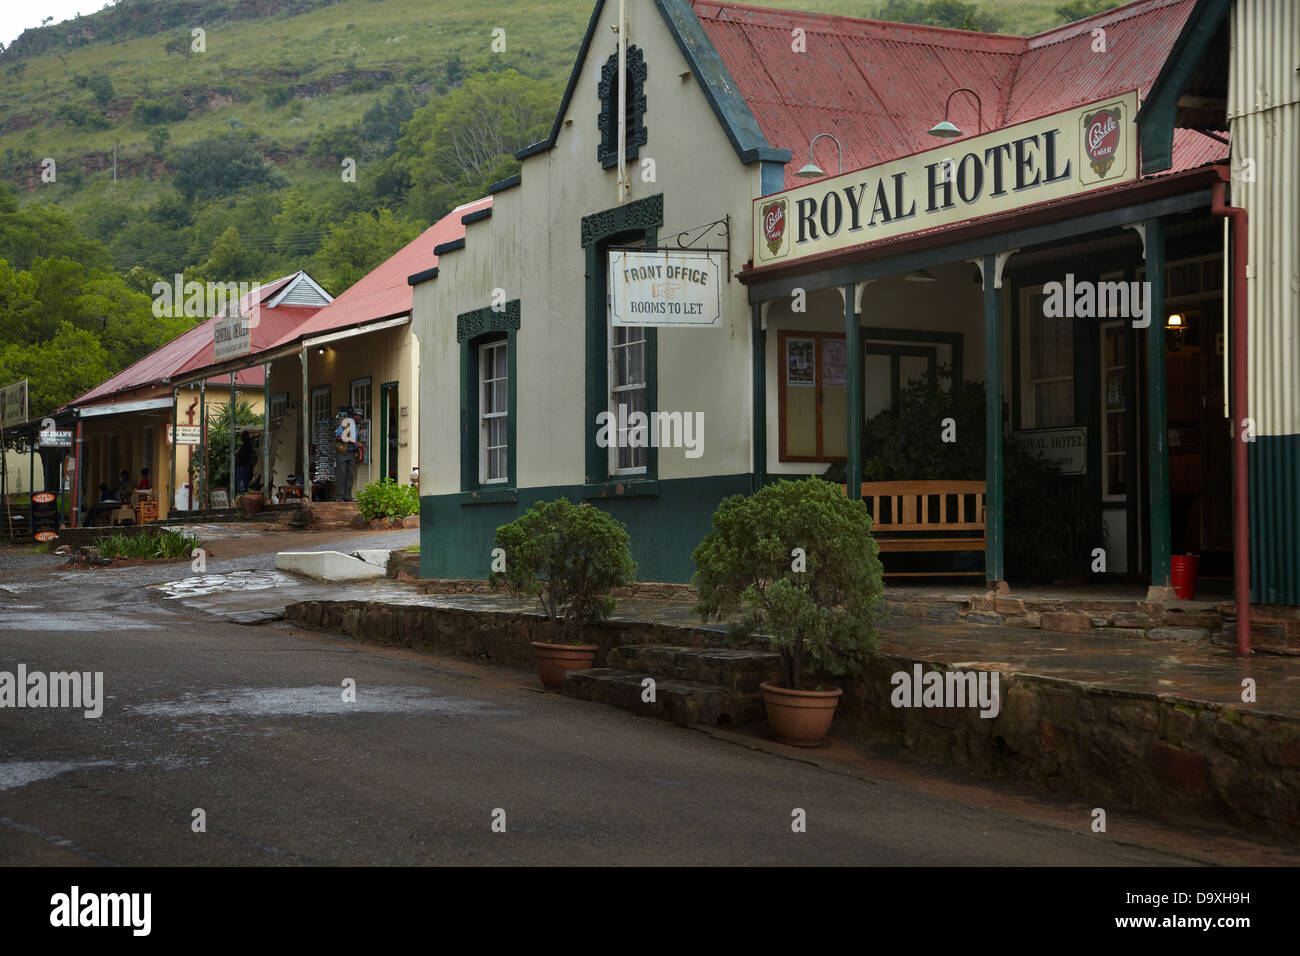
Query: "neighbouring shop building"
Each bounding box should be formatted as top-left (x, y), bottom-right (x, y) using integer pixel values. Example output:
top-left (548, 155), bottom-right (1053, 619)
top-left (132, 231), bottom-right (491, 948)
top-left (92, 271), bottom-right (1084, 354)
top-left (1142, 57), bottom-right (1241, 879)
top-left (176, 199), bottom-right (489, 503)
top-left (411, 0), bottom-right (1294, 637)
top-left (9, 271), bottom-right (331, 526)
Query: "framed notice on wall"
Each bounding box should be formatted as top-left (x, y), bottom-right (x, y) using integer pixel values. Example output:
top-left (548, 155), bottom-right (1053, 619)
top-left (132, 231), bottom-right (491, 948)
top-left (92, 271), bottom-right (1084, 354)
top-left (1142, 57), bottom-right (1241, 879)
top-left (821, 338), bottom-right (847, 388)
top-left (786, 338), bottom-right (815, 387)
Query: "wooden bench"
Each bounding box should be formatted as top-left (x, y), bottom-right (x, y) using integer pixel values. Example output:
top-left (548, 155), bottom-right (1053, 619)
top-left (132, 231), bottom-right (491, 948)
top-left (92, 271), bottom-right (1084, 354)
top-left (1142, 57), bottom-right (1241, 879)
top-left (844, 480), bottom-right (986, 577)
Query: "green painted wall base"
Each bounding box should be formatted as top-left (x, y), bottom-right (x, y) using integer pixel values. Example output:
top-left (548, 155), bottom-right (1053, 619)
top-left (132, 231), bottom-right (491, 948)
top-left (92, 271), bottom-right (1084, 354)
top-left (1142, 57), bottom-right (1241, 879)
top-left (419, 473), bottom-right (753, 583)
top-left (1250, 435), bottom-right (1300, 606)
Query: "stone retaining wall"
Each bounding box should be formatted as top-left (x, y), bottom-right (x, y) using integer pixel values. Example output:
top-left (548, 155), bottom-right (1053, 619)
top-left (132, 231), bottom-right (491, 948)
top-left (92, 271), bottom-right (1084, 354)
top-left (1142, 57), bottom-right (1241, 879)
top-left (847, 653), bottom-right (1300, 843)
top-left (285, 598), bottom-right (1300, 843)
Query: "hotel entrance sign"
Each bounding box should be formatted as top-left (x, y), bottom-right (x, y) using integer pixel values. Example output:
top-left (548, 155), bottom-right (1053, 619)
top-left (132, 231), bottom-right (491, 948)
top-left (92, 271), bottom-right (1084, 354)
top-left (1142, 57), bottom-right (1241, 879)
top-left (609, 249), bottom-right (722, 327)
top-left (753, 91), bottom-right (1138, 267)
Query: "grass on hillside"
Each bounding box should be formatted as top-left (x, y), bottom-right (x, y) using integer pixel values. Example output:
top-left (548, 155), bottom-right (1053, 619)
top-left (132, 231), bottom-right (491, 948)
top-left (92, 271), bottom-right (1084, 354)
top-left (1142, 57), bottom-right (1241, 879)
top-left (3, 0), bottom-right (1076, 182)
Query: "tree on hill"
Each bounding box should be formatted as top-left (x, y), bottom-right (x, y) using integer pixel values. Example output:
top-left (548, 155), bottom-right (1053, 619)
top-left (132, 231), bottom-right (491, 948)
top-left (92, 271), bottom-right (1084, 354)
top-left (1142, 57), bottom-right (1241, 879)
top-left (1056, 0), bottom-right (1113, 21)
top-left (0, 192), bottom-right (109, 271)
top-left (197, 225), bottom-right (255, 281)
top-left (310, 208), bottom-right (421, 293)
top-left (876, 0), bottom-right (1001, 31)
top-left (173, 134), bottom-right (283, 202)
top-left (394, 69), bottom-right (558, 223)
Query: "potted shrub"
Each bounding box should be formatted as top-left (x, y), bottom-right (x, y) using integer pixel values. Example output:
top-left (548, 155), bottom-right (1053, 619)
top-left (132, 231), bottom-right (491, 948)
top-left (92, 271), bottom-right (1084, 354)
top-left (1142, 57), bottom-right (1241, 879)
top-left (692, 477), bottom-right (883, 747)
top-left (495, 498), bottom-right (637, 689)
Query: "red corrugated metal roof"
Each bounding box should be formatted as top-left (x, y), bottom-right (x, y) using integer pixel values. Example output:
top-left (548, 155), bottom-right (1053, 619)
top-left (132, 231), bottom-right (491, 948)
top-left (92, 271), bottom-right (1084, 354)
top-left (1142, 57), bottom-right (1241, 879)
top-left (174, 304), bottom-right (324, 376)
top-left (693, 0), bottom-right (1198, 190)
top-left (65, 273), bottom-right (318, 409)
top-left (267, 196), bottom-right (493, 348)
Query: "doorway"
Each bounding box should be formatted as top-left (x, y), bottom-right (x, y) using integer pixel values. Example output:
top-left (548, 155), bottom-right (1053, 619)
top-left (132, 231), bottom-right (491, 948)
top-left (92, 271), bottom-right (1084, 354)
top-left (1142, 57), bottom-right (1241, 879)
top-left (379, 382), bottom-right (399, 483)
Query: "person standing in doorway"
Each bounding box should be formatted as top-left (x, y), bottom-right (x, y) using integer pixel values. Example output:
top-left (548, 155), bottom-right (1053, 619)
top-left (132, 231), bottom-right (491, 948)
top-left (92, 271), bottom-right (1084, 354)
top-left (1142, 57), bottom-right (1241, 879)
top-left (234, 433), bottom-right (256, 494)
top-left (334, 407), bottom-right (358, 501)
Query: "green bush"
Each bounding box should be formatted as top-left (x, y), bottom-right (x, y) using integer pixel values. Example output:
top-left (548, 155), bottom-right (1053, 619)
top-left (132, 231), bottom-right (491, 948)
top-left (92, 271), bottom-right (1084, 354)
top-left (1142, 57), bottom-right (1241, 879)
top-left (131, 95), bottom-right (188, 126)
top-left (356, 478), bottom-right (418, 521)
top-left (264, 85), bottom-right (293, 109)
top-left (493, 498), bottom-right (637, 642)
top-left (96, 528), bottom-right (202, 560)
top-left (692, 477), bottom-right (883, 689)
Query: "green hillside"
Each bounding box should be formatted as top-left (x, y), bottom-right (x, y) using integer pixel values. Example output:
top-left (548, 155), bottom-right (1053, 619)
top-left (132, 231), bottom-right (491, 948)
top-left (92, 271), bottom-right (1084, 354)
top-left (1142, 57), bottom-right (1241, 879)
top-left (0, 0), bottom-right (1095, 420)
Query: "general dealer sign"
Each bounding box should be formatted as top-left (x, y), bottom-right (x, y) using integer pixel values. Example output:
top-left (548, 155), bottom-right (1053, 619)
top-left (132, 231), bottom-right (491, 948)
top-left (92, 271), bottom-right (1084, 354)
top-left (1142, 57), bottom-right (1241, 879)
top-left (753, 91), bottom-right (1137, 267)
top-left (609, 249), bottom-right (722, 327)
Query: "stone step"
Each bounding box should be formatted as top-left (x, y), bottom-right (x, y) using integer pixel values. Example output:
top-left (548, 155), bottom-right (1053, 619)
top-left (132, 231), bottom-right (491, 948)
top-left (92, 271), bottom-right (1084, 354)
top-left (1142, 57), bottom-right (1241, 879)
top-left (562, 668), bottom-right (765, 727)
top-left (606, 644), bottom-right (784, 694)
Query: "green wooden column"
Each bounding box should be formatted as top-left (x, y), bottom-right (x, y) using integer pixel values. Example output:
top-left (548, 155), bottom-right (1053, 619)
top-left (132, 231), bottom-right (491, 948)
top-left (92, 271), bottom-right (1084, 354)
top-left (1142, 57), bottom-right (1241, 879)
top-left (751, 302), bottom-right (767, 493)
top-left (262, 362), bottom-right (271, 494)
top-left (198, 381), bottom-right (207, 508)
top-left (229, 372), bottom-right (237, 500)
top-left (1145, 217), bottom-right (1172, 587)
top-left (170, 387), bottom-right (178, 517)
top-left (844, 284), bottom-right (862, 500)
top-left (983, 254), bottom-right (1005, 587)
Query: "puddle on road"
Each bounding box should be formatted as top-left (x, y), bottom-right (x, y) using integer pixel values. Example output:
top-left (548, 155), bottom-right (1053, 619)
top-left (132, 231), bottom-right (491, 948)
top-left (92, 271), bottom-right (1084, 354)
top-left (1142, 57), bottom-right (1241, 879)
top-left (152, 570), bottom-right (297, 599)
top-left (0, 611), bottom-right (162, 631)
top-left (128, 685), bottom-right (520, 720)
top-left (0, 760), bottom-right (117, 792)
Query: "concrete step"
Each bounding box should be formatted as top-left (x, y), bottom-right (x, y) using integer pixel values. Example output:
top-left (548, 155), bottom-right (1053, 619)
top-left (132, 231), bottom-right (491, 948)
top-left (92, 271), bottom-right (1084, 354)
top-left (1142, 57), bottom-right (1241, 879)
top-left (562, 668), bottom-right (765, 727)
top-left (606, 644), bottom-right (784, 695)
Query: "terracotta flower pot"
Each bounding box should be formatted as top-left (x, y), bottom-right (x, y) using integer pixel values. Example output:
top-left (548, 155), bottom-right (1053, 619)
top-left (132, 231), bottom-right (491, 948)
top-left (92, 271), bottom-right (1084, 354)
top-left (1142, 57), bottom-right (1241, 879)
top-left (532, 642), bottom-right (598, 690)
top-left (760, 681), bottom-right (843, 747)
top-left (239, 492), bottom-right (265, 516)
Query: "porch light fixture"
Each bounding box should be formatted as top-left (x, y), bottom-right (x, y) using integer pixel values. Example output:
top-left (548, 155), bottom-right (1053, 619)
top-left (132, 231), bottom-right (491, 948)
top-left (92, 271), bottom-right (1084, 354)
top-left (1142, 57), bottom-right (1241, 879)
top-left (928, 88), bottom-right (983, 138)
top-left (796, 133), bottom-right (844, 178)
top-left (905, 268), bottom-right (937, 282)
top-left (1166, 312), bottom-right (1186, 352)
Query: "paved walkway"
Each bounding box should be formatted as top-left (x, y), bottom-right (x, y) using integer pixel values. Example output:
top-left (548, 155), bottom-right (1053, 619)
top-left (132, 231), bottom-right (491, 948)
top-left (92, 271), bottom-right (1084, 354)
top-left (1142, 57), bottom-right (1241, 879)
top-left (147, 571), bottom-right (1298, 719)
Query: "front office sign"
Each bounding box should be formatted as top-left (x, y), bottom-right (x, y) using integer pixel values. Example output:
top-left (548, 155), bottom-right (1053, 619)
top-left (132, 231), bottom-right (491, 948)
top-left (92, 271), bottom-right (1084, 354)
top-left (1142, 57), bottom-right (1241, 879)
top-left (609, 249), bottom-right (722, 327)
top-left (754, 91), bottom-right (1138, 267)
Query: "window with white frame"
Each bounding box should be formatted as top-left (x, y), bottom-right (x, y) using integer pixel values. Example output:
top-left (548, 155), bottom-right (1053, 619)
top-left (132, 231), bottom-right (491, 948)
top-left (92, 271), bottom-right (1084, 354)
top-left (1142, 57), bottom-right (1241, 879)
top-left (1020, 286), bottom-right (1074, 429)
top-left (479, 340), bottom-right (508, 484)
top-left (609, 323), bottom-right (647, 473)
top-left (269, 392), bottom-right (289, 419)
top-left (350, 378), bottom-right (372, 425)
top-left (608, 239), bottom-right (647, 475)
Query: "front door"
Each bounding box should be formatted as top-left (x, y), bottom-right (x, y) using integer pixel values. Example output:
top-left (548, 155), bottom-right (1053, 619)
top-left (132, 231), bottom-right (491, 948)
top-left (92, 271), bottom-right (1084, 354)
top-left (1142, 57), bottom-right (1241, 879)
top-left (379, 382), bottom-right (398, 482)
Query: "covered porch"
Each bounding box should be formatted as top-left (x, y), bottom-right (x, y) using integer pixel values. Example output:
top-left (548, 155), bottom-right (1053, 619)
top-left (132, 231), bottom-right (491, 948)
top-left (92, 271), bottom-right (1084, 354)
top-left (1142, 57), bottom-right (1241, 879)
top-left (744, 162), bottom-right (1238, 628)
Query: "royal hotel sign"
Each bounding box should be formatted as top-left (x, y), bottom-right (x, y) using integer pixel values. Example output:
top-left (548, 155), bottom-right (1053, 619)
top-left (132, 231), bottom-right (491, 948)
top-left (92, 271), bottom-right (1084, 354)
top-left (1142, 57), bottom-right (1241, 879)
top-left (753, 91), bottom-right (1138, 267)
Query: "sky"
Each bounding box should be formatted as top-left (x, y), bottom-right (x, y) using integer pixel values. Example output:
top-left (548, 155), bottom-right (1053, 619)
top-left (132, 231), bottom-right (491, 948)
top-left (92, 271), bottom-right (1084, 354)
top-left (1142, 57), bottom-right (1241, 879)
top-left (0, 1), bottom-right (101, 50)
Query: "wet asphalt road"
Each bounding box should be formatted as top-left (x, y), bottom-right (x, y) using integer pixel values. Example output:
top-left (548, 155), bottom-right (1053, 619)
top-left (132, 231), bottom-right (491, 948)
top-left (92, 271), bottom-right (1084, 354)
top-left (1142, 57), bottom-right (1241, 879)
top-left (0, 536), bottom-right (1197, 866)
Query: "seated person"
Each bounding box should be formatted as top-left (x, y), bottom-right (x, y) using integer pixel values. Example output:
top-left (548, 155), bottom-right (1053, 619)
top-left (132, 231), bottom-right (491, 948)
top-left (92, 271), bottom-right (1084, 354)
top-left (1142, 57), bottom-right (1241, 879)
top-left (137, 467), bottom-right (152, 491)
top-left (116, 470), bottom-right (133, 502)
top-left (89, 483), bottom-right (115, 524)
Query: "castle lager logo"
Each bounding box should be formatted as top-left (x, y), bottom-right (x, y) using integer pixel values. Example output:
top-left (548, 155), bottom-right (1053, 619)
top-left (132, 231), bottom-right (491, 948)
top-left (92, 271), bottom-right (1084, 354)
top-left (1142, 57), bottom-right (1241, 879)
top-left (761, 198), bottom-right (787, 255)
top-left (1083, 107), bottom-right (1121, 178)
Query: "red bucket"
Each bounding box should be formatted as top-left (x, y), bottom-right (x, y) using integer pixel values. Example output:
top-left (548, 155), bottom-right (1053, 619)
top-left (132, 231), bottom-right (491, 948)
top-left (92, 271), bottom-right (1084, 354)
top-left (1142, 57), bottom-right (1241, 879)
top-left (1170, 553), bottom-right (1199, 600)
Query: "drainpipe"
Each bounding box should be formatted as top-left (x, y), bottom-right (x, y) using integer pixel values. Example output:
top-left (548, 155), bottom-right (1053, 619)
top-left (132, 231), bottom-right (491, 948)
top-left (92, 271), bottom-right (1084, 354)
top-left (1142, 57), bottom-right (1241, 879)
top-left (1211, 173), bottom-right (1250, 656)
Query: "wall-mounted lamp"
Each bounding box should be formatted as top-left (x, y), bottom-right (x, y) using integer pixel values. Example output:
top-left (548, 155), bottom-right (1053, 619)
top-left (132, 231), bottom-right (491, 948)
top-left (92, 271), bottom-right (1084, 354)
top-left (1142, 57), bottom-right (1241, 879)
top-left (317, 347), bottom-right (328, 356)
top-left (795, 132), bottom-right (845, 179)
top-left (1166, 312), bottom-right (1186, 352)
top-left (928, 88), bottom-right (983, 138)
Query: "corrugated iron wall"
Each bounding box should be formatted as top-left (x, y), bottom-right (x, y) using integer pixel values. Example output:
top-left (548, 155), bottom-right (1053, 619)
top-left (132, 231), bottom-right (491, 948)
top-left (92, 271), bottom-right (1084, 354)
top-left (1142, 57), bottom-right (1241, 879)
top-left (1228, 0), bottom-right (1300, 604)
